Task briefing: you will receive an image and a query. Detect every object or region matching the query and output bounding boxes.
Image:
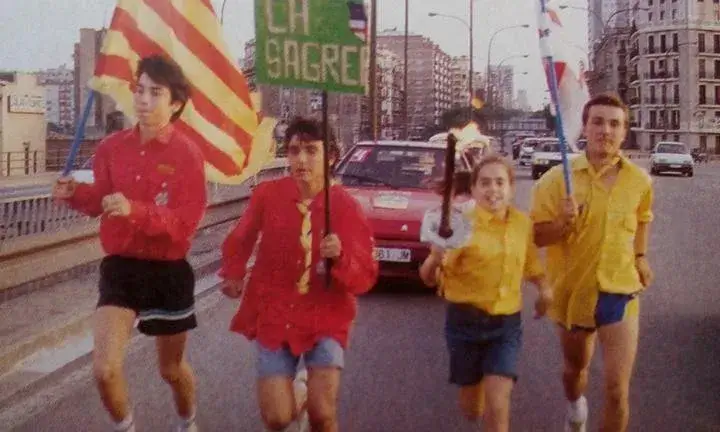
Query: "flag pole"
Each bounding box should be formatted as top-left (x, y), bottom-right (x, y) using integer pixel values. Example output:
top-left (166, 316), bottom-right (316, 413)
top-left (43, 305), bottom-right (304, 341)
top-left (321, 90), bottom-right (332, 289)
top-left (62, 91), bottom-right (95, 176)
top-left (539, 0), bottom-right (573, 197)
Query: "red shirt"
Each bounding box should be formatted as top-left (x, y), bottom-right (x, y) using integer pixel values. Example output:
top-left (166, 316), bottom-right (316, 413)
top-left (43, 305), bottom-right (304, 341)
top-left (221, 177), bottom-right (378, 356)
top-left (67, 125), bottom-right (207, 261)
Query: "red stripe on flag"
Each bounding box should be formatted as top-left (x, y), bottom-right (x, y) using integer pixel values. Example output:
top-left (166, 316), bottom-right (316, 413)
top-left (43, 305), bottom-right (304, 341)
top-left (106, 7), bottom-right (253, 166)
top-left (140, 0), bottom-right (253, 108)
top-left (199, 0), bottom-right (215, 14)
top-left (175, 121), bottom-right (244, 176)
top-left (95, 54), bottom-right (134, 83)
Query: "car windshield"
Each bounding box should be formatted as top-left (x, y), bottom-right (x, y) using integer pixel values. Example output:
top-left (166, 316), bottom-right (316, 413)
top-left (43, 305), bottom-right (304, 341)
top-left (537, 141), bottom-right (573, 153)
top-left (522, 140), bottom-right (538, 149)
top-left (656, 143), bottom-right (687, 154)
top-left (336, 145), bottom-right (461, 190)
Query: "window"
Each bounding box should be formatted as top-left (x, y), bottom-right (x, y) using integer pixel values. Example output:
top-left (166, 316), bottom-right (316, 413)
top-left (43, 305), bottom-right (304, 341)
top-left (699, 33), bottom-right (706, 52)
top-left (650, 111), bottom-right (657, 127)
top-left (661, 35), bottom-right (667, 52)
top-left (716, 136), bottom-right (720, 155)
top-left (672, 33), bottom-right (679, 50)
top-left (673, 59), bottom-right (680, 77)
top-left (700, 59), bottom-right (707, 78)
top-left (699, 85), bottom-right (707, 104)
top-left (716, 60), bottom-right (720, 78)
top-left (660, 11), bottom-right (665, 20)
top-left (715, 35), bottom-right (720, 53)
top-left (650, 134), bottom-right (656, 148)
top-left (662, 85), bottom-right (668, 102)
top-left (649, 12), bottom-right (653, 21)
top-left (672, 9), bottom-right (677, 19)
top-left (716, 86), bottom-right (720, 104)
top-left (674, 135), bottom-right (680, 142)
top-left (648, 36), bottom-right (655, 53)
top-left (674, 84), bottom-right (680, 103)
top-left (650, 85), bottom-right (656, 103)
top-left (700, 136), bottom-right (707, 152)
top-left (650, 60), bottom-right (656, 76)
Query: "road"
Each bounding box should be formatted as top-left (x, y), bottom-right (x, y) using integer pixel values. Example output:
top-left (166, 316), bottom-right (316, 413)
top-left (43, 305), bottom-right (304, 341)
top-left (3, 161), bottom-right (720, 432)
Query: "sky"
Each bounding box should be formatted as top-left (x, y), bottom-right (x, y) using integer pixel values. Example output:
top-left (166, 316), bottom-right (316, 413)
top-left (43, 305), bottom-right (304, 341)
top-left (0, 0), bottom-right (589, 110)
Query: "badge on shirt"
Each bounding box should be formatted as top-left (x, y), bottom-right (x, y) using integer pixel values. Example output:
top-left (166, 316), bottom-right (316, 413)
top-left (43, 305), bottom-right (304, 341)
top-left (155, 182), bottom-right (169, 206)
top-left (157, 164), bottom-right (176, 175)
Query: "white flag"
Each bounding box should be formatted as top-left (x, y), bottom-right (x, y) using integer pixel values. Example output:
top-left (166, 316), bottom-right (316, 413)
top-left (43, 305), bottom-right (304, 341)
top-left (537, 0), bottom-right (590, 151)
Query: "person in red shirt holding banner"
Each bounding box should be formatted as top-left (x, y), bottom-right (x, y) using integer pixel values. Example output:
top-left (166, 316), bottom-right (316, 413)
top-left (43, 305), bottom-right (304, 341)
top-left (52, 55), bottom-right (206, 432)
top-left (221, 117), bottom-right (378, 432)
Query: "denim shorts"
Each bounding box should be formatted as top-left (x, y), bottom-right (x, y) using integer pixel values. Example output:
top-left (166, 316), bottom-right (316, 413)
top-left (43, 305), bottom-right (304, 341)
top-left (256, 337), bottom-right (345, 378)
top-left (445, 303), bottom-right (523, 386)
top-left (571, 292), bottom-right (640, 332)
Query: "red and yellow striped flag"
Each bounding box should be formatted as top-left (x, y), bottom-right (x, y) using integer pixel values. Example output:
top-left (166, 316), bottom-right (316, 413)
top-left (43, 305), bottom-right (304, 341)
top-left (90, 0), bottom-right (276, 184)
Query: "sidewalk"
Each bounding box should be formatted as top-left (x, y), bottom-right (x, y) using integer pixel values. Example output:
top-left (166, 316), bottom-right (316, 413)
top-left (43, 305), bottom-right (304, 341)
top-left (0, 227), bottom-right (229, 406)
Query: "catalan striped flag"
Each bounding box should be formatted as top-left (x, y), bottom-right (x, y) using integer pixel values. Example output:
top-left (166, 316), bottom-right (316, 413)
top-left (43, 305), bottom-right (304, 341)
top-left (90, 0), bottom-right (276, 185)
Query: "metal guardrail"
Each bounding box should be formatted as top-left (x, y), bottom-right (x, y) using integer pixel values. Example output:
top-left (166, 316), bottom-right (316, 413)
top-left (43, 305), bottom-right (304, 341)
top-left (0, 160), bottom-right (290, 292)
top-left (0, 159), bottom-right (289, 252)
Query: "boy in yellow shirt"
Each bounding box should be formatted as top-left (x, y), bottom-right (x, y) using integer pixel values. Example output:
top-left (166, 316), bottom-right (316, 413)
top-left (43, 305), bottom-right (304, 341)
top-left (530, 94), bottom-right (654, 432)
top-left (420, 155), bottom-right (552, 432)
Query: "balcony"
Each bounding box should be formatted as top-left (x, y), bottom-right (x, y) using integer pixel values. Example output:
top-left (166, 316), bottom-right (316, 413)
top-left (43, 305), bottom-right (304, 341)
top-left (630, 73), bottom-right (639, 82)
top-left (630, 48), bottom-right (640, 59)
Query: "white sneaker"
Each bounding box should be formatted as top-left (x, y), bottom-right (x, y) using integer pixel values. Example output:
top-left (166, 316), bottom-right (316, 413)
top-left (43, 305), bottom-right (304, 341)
top-left (292, 368), bottom-right (309, 432)
top-left (564, 396), bottom-right (588, 432)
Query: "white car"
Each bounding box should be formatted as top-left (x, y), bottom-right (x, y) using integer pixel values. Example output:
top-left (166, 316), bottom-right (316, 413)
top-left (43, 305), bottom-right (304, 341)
top-left (531, 139), bottom-right (581, 180)
top-left (649, 141), bottom-right (694, 177)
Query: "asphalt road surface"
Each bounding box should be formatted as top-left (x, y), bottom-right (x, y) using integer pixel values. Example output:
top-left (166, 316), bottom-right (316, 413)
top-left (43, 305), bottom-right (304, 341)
top-left (4, 161), bottom-right (720, 432)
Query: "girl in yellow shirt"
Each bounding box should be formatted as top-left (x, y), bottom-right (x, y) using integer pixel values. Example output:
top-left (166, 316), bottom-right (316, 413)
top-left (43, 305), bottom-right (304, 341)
top-left (420, 155), bottom-right (552, 432)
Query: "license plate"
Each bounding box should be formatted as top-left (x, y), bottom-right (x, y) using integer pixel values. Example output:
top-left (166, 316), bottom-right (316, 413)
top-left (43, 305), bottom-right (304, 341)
top-left (374, 247), bottom-right (411, 263)
top-left (670, 164), bottom-right (681, 168)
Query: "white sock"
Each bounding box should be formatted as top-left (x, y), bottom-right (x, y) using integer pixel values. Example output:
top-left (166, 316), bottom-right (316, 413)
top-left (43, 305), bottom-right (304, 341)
top-left (180, 407), bottom-right (196, 424)
top-left (113, 412), bottom-right (134, 431)
top-left (569, 395), bottom-right (586, 411)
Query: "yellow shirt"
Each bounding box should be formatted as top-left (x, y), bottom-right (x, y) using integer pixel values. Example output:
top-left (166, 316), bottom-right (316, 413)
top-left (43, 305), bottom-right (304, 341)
top-left (530, 154), bottom-right (654, 328)
top-left (439, 206), bottom-right (544, 316)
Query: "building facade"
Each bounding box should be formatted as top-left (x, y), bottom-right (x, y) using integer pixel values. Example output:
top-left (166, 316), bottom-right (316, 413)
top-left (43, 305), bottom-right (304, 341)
top-left (628, 0), bottom-right (720, 152)
top-left (377, 32), bottom-right (453, 139)
top-left (0, 73), bottom-right (48, 175)
top-left (37, 65), bottom-right (75, 131)
top-left (74, 28), bottom-right (116, 137)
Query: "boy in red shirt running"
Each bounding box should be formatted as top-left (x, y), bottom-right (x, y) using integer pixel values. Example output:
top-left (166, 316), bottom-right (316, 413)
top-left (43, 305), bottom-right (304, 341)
top-left (53, 55), bottom-right (206, 432)
top-left (221, 117), bottom-right (378, 432)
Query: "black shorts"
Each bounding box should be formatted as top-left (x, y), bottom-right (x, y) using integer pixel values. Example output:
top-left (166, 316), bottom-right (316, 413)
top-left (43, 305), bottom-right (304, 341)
top-left (98, 255), bottom-right (197, 336)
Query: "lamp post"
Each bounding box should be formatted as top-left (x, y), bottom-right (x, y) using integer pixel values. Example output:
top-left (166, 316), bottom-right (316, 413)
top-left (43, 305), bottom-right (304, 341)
top-left (429, 5), bottom-right (474, 122)
top-left (486, 24), bottom-right (530, 108)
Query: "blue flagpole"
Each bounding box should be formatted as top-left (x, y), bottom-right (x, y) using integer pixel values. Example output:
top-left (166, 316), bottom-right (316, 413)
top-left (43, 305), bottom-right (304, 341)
top-left (539, 0), bottom-right (573, 197)
top-left (62, 91), bottom-right (96, 177)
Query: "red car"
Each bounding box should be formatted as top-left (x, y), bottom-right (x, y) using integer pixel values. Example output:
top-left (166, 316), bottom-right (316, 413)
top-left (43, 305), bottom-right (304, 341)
top-left (335, 140), bottom-right (476, 280)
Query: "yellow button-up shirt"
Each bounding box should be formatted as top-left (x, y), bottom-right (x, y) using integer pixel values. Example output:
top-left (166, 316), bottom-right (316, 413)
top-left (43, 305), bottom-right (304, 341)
top-left (439, 206), bottom-right (544, 316)
top-left (530, 154), bottom-right (654, 328)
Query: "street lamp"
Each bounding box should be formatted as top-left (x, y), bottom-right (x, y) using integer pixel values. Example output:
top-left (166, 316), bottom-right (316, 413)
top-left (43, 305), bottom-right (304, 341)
top-left (486, 24), bottom-right (530, 107)
top-left (429, 3), bottom-right (474, 122)
top-left (491, 54), bottom-right (529, 109)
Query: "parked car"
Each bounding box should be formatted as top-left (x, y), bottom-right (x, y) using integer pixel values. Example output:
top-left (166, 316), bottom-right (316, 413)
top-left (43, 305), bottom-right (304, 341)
top-left (517, 137), bottom-right (550, 166)
top-left (335, 140), bottom-right (474, 279)
top-left (71, 155), bottom-right (95, 184)
top-left (530, 139), bottom-right (581, 180)
top-left (650, 141), bottom-right (694, 177)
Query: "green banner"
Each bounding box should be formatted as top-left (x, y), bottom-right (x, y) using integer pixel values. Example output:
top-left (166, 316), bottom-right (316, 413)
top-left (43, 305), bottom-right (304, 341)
top-left (254, 0), bottom-right (369, 94)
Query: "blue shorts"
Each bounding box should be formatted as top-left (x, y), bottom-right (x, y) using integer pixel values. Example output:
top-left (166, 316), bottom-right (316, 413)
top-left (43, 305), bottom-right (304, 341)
top-left (256, 337), bottom-right (345, 378)
top-left (571, 292), bottom-right (639, 332)
top-left (444, 303), bottom-right (523, 386)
